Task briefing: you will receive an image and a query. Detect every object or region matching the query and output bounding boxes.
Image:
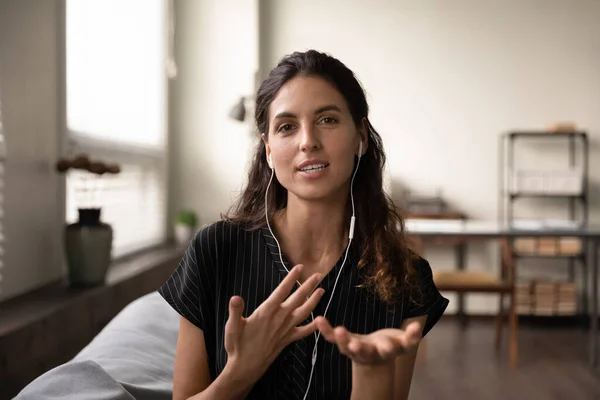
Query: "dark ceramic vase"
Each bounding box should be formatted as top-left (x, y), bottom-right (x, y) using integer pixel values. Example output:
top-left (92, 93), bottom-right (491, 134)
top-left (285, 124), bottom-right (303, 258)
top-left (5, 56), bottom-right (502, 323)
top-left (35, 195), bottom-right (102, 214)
top-left (65, 208), bottom-right (113, 287)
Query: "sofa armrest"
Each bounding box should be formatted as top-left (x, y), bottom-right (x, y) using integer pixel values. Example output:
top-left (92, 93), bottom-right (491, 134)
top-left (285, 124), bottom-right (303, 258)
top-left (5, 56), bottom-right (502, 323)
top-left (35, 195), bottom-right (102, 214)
top-left (15, 291), bottom-right (179, 400)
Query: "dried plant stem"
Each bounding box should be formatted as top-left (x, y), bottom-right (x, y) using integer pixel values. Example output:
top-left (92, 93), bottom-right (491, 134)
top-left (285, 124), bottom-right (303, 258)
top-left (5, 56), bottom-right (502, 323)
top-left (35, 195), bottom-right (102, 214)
top-left (92, 174), bottom-right (100, 208)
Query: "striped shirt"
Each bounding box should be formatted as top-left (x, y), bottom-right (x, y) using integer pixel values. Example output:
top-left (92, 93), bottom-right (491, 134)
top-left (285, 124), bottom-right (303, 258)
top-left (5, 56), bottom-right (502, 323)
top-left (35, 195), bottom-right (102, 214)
top-left (159, 220), bottom-right (449, 400)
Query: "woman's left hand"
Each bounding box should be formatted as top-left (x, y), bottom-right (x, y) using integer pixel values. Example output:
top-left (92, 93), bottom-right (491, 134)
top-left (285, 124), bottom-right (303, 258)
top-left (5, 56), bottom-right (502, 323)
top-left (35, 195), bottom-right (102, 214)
top-left (314, 316), bottom-right (423, 366)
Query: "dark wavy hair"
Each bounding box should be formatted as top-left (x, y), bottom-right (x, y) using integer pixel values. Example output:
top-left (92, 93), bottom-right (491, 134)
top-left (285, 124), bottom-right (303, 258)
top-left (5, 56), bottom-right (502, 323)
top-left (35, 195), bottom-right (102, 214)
top-left (224, 50), bottom-right (420, 305)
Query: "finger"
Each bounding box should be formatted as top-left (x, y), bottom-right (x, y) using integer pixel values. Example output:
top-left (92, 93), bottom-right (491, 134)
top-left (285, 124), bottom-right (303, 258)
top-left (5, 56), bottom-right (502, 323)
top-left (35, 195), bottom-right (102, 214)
top-left (390, 324), bottom-right (422, 352)
top-left (348, 336), bottom-right (362, 354)
top-left (333, 327), bottom-right (354, 356)
top-left (282, 272), bottom-right (323, 310)
top-left (264, 264), bottom-right (304, 307)
top-left (387, 333), bottom-right (412, 356)
top-left (350, 337), bottom-right (377, 361)
top-left (287, 319), bottom-right (319, 343)
top-left (374, 334), bottom-right (398, 359)
top-left (290, 288), bottom-right (325, 325)
top-left (386, 334), bottom-right (419, 356)
top-left (404, 321), bottom-right (423, 345)
top-left (225, 296), bottom-right (245, 340)
top-left (334, 327), bottom-right (352, 348)
top-left (315, 319), bottom-right (356, 357)
top-left (314, 316), bottom-right (336, 342)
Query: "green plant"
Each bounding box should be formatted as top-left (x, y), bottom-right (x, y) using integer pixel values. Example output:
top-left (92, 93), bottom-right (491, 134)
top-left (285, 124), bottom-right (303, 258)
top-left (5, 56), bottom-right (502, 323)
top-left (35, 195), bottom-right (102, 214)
top-left (175, 210), bottom-right (198, 227)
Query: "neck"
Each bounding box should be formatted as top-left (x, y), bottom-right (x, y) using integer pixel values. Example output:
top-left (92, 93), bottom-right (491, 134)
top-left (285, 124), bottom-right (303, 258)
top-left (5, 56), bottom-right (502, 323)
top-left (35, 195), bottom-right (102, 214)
top-left (273, 194), bottom-right (351, 276)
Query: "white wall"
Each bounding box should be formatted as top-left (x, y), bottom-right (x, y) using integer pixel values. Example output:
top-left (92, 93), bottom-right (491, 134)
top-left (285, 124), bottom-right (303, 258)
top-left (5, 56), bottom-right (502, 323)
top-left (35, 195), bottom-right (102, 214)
top-left (258, 0), bottom-right (600, 313)
top-left (168, 0), bottom-right (259, 228)
top-left (0, 0), bottom-right (65, 301)
top-left (170, 0), bottom-right (600, 314)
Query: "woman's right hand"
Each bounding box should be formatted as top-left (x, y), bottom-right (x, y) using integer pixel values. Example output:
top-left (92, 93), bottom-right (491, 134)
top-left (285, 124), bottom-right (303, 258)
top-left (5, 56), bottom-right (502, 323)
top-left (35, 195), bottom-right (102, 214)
top-left (223, 264), bottom-right (324, 384)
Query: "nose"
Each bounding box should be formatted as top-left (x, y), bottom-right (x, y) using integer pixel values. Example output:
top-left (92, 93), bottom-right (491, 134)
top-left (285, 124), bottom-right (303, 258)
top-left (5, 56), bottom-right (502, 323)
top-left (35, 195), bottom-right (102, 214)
top-left (299, 122), bottom-right (321, 152)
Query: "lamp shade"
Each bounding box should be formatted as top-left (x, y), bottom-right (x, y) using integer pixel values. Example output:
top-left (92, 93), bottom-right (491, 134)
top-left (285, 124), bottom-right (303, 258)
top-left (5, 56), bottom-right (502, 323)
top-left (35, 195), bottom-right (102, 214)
top-left (229, 96), bottom-right (246, 122)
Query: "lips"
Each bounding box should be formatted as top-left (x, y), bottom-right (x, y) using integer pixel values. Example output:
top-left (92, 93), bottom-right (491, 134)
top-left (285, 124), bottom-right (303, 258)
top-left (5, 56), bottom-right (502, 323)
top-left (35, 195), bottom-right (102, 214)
top-left (299, 163), bottom-right (328, 173)
top-left (297, 159), bottom-right (329, 171)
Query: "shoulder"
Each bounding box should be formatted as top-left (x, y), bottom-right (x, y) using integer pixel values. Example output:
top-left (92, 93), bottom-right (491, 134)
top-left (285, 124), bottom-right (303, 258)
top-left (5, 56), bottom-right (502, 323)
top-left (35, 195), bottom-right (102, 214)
top-left (411, 255), bottom-right (435, 284)
top-left (193, 220), bottom-right (238, 241)
top-left (403, 255), bottom-right (449, 337)
top-left (404, 254), bottom-right (436, 303)
top-left (192, 220), bottom-right (245, 246)
top-left (190, 220), bottom-right (259, 262)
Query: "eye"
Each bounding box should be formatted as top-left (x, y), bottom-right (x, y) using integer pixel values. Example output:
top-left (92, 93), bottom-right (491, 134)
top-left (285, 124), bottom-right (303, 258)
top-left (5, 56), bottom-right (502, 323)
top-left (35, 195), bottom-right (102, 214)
top-left (319, 116), bottom-right (338, 125)
top-left (277, 123), bottom-right (294, 133)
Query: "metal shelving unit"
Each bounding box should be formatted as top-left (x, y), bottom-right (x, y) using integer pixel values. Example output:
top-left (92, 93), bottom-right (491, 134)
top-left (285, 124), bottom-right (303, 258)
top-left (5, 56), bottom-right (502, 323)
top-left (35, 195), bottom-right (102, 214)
top-left (500, 131), bottom-right (589, 226)
top-left (499, 131), bottom-right (590, 317)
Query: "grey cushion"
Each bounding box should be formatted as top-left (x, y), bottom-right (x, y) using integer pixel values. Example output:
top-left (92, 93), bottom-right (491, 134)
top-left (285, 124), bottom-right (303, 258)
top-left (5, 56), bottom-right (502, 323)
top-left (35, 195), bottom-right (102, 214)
top-left (15, 361), bottom-right (137, 400)
top-left (15, 291), bottom-right (180, 400)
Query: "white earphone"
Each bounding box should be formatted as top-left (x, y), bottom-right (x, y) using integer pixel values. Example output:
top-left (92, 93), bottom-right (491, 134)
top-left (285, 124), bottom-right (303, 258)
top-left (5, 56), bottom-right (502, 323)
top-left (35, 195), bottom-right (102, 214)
top-left (265, 139), bottom-right (364, 399)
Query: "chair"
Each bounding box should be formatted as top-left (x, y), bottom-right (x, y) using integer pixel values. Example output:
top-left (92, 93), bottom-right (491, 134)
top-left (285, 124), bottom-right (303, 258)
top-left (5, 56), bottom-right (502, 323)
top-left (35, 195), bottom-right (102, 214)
top-left (411, 234), bottom-right (518, 368)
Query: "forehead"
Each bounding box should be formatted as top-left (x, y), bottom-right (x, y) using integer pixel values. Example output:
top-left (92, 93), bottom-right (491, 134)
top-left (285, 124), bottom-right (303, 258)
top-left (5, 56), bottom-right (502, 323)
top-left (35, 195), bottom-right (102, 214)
top-left (269, 75), bottom-right (349, 118)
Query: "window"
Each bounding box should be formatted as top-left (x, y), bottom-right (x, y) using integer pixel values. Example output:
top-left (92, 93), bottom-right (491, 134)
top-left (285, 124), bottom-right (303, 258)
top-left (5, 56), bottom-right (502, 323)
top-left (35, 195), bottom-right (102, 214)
top-left (65, 0), bottom-right (169, 258)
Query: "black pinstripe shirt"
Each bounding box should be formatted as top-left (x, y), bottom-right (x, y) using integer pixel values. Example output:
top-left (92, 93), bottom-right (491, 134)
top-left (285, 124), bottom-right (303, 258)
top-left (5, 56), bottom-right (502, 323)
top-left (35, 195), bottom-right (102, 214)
top-left (159, 220), bottom-right (448, 400)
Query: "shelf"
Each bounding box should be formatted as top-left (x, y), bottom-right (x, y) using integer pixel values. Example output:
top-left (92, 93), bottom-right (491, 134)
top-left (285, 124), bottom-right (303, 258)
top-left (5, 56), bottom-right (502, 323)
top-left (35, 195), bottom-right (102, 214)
top-left (499, 128), bottom-right (589, 228)
top-left (513, 253), bottom-right (584, 260)
top-left (509, 192), bottom-right (586, 200)
top-left (499, 127), bottom-right (590, 319)
top-left (507, 131), bottom-right (588, 139)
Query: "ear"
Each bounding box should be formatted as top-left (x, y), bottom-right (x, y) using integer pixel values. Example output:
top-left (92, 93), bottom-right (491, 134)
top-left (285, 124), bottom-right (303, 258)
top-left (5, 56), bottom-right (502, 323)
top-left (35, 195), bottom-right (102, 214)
top-left (261, 133), bottom-right (273, 168)
top-left (358, 118), bottom-right (368, 156)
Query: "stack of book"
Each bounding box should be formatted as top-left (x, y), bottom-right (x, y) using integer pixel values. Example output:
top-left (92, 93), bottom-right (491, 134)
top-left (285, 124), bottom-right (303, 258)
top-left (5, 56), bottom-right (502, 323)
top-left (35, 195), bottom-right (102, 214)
top-left (534, 282), bottom-right (558, 315)
top-left (513, 237), bottom-right (581, 256)
top-left (514, 280), bottom-right (577, 316)
top-left (555, 282), bottom-right (577, 315)
top-left (516, 282), bottom-right (533, 315)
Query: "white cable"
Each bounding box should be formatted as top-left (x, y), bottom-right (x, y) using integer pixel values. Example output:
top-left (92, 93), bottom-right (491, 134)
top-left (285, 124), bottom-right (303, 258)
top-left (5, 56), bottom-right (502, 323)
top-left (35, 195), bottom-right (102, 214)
top-left (265, 151), bottom-right (362, 400)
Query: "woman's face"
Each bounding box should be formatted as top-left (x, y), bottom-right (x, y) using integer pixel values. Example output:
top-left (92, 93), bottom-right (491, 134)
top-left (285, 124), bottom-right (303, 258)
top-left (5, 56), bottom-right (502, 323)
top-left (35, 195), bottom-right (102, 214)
top-left (263, 75), bottom-right (366, 203)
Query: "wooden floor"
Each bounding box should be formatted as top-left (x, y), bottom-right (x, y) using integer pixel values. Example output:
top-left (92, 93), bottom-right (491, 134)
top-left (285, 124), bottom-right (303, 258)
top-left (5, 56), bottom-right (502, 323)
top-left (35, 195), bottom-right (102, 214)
top-left (410, 318), bottom-right (600, 400)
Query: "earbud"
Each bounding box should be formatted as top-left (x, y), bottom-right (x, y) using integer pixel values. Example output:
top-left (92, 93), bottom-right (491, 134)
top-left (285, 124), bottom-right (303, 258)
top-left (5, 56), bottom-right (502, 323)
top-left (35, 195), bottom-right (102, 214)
top-left (358, 141), bottom-right (363, 157)
top-left (268, 154), bottom-right (273, 169)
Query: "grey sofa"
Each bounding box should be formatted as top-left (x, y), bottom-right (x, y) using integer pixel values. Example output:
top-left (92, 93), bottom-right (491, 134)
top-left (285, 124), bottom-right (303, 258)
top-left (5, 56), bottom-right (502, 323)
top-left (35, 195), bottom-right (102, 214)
top-left (15, 291), bottom-right (179, 400)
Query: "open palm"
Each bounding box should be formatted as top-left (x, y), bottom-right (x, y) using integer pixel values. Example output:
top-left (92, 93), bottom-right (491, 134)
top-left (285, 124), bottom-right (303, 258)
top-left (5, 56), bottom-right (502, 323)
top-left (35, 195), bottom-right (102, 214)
top-left (315, 316), bottom-right (423, 365)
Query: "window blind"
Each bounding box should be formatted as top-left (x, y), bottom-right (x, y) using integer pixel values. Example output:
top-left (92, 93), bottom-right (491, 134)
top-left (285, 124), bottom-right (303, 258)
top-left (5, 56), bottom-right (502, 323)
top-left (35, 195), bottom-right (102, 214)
top-left (65, 159), bottom-right (166, 258)
top-left (65, 0), bottom-right (168, 258)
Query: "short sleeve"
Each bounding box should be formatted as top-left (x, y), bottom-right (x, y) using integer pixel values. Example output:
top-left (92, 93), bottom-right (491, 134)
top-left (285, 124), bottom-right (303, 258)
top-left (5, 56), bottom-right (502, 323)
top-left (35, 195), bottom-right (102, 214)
top-left (403, 257), bottom-right (449, 337)
top-left (158, 225), bottom-right (216, 332)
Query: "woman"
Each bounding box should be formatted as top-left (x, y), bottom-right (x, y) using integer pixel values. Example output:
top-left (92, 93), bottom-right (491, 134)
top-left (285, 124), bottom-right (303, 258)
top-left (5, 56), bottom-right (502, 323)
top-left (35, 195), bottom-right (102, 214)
top-left (159, 49), bottom-right (449, 400)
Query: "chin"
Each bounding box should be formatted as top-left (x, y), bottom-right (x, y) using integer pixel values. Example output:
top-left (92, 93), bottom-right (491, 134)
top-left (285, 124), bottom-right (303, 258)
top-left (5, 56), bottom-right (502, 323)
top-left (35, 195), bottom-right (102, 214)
top-left (287, 184), bottom-right (349, 205)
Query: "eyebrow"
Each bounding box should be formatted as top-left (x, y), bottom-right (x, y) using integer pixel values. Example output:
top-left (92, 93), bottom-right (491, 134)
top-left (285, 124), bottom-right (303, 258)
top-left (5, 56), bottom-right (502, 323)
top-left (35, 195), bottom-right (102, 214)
top-left (273, 104), bottom-right (342, 120)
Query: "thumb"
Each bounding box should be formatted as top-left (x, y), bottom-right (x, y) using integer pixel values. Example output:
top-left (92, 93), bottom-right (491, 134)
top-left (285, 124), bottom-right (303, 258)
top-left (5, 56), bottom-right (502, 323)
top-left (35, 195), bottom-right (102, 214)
top-left (225, 296), bottom-right (245, 338)
top-left (404, 321), bottom-right (423, 344)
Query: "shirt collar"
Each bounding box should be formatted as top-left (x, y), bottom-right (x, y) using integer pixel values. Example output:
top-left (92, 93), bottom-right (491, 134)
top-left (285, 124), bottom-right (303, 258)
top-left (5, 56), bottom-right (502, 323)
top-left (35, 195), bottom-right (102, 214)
top-left (259, 226), bottom-right (359, 291)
